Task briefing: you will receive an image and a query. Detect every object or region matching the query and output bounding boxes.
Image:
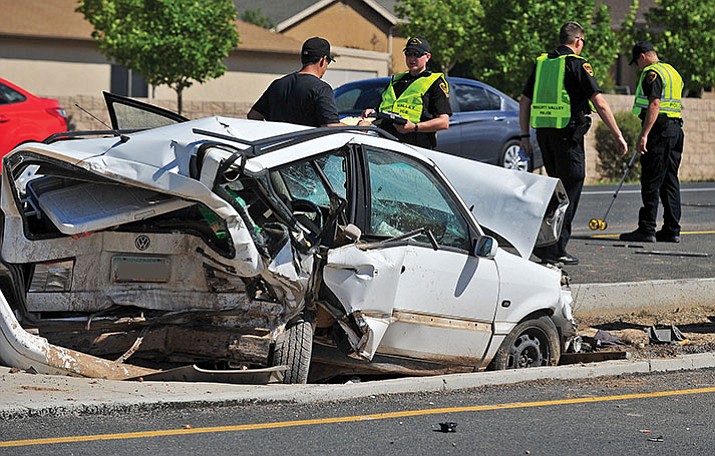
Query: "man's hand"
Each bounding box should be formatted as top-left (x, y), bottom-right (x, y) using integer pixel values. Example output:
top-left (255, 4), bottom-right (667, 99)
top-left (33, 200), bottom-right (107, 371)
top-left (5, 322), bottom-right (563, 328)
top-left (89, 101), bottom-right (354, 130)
top-left (361, 108), bottom-right (377, 119)
top-left (520, 137), bottom-right (532, 155)
top-left (637, 133), bottom-right (648, 155)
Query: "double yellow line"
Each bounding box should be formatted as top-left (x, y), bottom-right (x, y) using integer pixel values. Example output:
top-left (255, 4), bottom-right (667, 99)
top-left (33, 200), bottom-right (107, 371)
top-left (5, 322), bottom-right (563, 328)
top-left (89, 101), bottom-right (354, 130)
top-left (3, 385), bottom-right (715, 448)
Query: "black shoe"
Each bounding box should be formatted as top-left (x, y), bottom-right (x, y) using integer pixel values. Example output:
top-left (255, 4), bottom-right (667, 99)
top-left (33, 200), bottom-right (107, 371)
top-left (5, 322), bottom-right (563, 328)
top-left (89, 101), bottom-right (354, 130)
top-left (619, 230), bottom-right (655, 243)
top-left (542, 254), bottom-right (580, 266)
top-left (656, 230), bottom-right (681, 243)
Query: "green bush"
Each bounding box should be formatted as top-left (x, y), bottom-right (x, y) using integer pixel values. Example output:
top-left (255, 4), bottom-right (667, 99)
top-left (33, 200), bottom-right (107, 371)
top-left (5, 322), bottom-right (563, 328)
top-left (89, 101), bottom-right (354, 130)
top-left (594, 111), bottom-right (642, 182)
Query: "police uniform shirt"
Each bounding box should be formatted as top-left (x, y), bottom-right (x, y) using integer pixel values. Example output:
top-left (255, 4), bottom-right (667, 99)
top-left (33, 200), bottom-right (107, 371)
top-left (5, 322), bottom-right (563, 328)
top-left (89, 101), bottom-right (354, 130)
top-left (380, 71), bottom-right (452, 149)
top-left (523, 45), bottom-right (602, 122)
top-left (637, 69), bottom-right (672, 131)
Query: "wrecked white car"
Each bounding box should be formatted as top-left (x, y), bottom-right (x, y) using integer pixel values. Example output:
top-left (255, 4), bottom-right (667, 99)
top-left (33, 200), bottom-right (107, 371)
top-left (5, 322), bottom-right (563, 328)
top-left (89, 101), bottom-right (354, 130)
top-left (0, 93), bottom-right (574, 384)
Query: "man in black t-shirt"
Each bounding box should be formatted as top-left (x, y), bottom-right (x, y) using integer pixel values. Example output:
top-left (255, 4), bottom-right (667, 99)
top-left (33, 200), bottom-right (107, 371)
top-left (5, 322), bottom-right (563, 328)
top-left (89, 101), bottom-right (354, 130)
top-left (362, 37), bottom-right (451, 149)
top-left (248, 37), bottom-right (346, 127)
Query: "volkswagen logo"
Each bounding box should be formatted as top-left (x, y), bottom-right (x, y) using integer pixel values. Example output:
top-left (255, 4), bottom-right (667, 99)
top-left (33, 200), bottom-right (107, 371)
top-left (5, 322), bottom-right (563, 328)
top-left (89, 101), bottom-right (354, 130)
top-left (135, 235), bottom-right (151, 251)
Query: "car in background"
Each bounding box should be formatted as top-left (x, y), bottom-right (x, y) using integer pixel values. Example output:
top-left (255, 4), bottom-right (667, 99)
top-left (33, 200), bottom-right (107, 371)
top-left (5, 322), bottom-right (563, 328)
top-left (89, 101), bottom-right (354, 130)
top-left (0, 78), bottom-right (68, 161)
top-left (334, 77), bottom-right (542, 171)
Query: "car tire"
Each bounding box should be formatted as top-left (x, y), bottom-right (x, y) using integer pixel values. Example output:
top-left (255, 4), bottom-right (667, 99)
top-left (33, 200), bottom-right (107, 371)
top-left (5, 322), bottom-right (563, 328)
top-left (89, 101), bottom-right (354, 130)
top-left (500, 139), bottom-right (530, 172)
top-left (272, 318), bottom-right (313, 384)
top-left (490, 316), bottom-right (561, 369)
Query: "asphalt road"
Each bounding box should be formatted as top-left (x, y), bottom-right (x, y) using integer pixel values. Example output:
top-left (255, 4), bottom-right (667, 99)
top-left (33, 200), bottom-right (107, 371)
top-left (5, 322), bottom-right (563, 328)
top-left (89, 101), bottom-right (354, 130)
top-left (2, 368), bottom-right (715, 455)
top-left (562, 182), bottom-right (715, 284)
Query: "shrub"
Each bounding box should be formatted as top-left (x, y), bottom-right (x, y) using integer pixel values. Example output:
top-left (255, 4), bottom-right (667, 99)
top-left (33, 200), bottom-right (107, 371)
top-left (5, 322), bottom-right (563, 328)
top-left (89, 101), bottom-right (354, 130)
top-left (594, 111), bottom-right (642, 182)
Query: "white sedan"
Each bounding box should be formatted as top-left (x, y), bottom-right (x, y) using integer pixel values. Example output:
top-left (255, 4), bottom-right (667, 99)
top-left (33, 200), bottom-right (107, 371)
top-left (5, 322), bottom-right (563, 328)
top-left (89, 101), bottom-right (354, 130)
top-left (0, 93), bottom-right (574, 384)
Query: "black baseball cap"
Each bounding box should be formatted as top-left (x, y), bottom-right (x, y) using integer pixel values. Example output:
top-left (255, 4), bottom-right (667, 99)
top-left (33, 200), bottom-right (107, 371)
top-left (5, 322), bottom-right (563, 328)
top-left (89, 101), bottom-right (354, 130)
top-left (301, 37), bottom-right (335, 63)
top-left (629, 41), bottom-right (654, 65)
top-left (404, 36), bottom-right (430, 55)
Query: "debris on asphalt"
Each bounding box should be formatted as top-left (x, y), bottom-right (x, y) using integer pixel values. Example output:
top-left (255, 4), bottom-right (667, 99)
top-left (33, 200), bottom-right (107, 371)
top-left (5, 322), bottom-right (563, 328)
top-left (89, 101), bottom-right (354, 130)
top-left (611, 243), bottom-right (644, 249)
top-left (639, 429), bottom-right (652, 434)
top-left (648, 325), bottom-right (686, 344)
top-left (437, 422), bottom-right (457, 433)
top-left (635, 250), bottom-right (709, 258)
top-left (647, 435), bottom-right (664, 442)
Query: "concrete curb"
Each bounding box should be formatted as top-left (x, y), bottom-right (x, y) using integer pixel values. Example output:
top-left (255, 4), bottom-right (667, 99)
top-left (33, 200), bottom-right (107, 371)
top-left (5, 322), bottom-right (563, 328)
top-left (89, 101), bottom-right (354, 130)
top-left (2, 352), bottom-right (715, 420)
top-left (571, 278), bottom-right (715, 316)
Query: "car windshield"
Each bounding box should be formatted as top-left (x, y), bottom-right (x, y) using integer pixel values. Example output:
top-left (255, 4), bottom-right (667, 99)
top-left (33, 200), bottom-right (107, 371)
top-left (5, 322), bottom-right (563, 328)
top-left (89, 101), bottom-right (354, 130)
top-left (335, 81), bottom-right (386, 116)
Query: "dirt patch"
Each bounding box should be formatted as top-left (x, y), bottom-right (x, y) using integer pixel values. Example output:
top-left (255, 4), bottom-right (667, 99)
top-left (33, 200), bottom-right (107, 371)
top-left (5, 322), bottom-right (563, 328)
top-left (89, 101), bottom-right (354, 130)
top-left (576, 306), bottom-right (715, 359)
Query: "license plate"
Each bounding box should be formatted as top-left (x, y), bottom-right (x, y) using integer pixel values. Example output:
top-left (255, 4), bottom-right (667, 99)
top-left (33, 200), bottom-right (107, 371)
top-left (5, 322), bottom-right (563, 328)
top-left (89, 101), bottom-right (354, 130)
top-left (111, 256), bottom-right (171, 283)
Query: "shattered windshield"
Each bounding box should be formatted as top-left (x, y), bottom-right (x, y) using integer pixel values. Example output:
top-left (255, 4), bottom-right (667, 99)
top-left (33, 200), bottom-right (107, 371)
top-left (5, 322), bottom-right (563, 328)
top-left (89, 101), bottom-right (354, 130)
top-left (366, 149), bottom-right (470, 250)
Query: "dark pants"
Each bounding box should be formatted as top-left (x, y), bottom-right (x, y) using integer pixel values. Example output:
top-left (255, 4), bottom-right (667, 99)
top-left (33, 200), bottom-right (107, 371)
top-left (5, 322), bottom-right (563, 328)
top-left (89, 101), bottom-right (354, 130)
top-left (638, 119), bottom-right (684, 235)
top-left (533, 122), bottom-right (587, 260)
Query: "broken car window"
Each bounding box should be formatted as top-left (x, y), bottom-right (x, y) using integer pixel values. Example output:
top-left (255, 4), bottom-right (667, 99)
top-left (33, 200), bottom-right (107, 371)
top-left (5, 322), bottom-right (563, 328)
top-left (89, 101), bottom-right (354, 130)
top-left (365, 149), bottom-right (470, 250)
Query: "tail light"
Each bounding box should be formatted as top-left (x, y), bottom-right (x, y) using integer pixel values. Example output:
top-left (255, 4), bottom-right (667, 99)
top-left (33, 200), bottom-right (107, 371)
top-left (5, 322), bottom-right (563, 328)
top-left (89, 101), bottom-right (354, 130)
top-left (29, 259), bottom-right (74, 292)
top-left (46, 107), bottom-right (68, 127)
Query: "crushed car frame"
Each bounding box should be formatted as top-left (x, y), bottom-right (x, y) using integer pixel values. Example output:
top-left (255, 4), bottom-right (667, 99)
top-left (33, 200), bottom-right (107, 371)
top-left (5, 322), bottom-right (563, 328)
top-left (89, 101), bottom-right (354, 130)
top-left (0, 93), bottom-right (574, 384)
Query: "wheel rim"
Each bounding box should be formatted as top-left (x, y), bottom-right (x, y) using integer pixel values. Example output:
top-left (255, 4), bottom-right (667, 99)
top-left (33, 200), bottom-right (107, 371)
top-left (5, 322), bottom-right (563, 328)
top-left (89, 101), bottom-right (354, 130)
top-left (502, 144), bottom-right (528, 172)
top-left (507, 330), bottom-right (549, 368)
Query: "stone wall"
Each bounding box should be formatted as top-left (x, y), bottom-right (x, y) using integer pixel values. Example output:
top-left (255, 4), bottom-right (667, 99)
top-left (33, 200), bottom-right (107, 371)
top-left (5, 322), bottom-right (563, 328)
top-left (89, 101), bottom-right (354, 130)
top-left (59, 94), bottom-right (715, 184)
top-left (585, 94), bottom-right (715, 183)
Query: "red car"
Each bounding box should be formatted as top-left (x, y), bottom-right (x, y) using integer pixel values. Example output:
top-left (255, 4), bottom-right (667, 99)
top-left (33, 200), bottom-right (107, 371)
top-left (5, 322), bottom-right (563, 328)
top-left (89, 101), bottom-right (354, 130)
top-left (0, 78), bottom-right (67, 163)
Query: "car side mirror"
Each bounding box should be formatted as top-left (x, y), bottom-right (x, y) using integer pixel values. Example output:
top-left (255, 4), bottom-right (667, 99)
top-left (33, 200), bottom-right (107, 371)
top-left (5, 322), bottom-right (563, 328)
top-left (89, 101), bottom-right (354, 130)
top-left (474, 235), bottom-right (498, 258)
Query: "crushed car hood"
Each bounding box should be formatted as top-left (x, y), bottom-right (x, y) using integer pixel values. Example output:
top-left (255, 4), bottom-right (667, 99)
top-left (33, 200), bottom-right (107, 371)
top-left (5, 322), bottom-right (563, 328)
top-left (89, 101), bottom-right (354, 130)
top-left (419, 148), bottom-right (567, 258)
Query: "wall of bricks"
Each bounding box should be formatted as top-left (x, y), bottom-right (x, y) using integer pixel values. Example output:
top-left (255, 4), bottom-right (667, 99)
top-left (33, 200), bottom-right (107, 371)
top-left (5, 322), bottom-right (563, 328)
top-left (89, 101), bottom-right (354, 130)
top-left (584, 94), bottom-right (715, 183)
top-left (59, 94), bottom-right (715, 184)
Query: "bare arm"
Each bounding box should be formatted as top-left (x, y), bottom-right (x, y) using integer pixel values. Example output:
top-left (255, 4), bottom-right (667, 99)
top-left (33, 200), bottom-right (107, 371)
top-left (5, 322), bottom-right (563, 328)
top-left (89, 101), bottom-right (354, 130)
top-left (396, 114), bottom-right (450, 135)
top-left (637, 97), bottom-right (660, 154)
top-left (591, 92), bottom-right (628, 155)
top-left (519, 95), bottom-right (532, 154)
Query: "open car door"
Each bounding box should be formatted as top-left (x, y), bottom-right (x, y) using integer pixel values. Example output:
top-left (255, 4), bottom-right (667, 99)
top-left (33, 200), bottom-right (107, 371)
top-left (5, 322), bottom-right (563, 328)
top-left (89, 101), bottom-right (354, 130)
top-left (103, 91), bottom-right (188, 131)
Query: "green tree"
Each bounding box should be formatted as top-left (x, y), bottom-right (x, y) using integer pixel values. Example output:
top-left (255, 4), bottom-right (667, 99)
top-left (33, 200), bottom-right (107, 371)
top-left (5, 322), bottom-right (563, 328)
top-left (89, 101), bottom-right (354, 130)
top-left (395, 0), bottom-right (485, 74)
top-left (241, 8), bottom-right (274, 29)
top-left (472, 0), bottom-right (618, 97)
top-left (77, 0), bottom-right (239, 114)
top-left (645, 0), bottom-right (715, 96)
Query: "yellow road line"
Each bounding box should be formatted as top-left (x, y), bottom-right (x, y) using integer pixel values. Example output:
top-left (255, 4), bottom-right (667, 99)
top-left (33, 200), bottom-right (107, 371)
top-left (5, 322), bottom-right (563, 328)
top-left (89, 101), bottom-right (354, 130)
top-left (591, 230), bottom-right (715, 239)
top-left (3, 386), bottom-right (715, 448)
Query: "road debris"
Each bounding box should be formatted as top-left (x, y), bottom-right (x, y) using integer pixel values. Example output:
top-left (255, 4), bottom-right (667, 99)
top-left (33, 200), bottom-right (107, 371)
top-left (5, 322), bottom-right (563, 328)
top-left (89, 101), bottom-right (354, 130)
top-left (437, 422), bottom-right (457, 433)
top-left (648, 325), bottom-right (686, 344)
top-left (647, 435), bottom-right (664, 442)
top-left (635, 250), bottom-right (709, 258)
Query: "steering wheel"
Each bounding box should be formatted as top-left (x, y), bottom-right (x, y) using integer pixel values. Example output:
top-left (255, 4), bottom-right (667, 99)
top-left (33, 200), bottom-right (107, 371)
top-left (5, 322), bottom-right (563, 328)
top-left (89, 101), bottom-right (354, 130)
top-left (291, 199), bottom-right (324, 235)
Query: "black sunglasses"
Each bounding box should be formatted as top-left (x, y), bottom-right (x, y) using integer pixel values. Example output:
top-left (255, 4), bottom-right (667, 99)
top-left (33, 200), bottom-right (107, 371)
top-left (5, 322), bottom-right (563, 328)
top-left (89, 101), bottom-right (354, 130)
top-left (404, 50), bottom-right (426, 58)
top-left (577, 36), bottom-right (586, 46)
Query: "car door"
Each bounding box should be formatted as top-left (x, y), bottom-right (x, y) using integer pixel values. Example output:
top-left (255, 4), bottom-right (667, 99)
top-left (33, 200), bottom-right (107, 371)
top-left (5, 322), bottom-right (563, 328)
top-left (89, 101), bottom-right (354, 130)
top-left (438, 81), bottom-right (513, 164)
top-left (323, 146), bottom-right (500, 364)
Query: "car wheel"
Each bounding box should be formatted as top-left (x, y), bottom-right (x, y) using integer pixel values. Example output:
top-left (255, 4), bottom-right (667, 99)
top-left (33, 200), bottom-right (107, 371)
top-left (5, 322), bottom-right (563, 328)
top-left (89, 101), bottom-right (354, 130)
top-left (272, 318), bottom-right (313, 384)
top-left (500, 139), bottom-right (529, 172)
top-left (490, 316), bottom-right (561, 369)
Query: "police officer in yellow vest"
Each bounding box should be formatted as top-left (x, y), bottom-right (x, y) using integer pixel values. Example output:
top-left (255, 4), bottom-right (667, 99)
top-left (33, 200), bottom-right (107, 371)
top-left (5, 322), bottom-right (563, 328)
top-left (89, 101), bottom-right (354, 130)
top-left (620, 42), bottom-right (685, 244)
top-left (361, 37), bottom-right (451, 149)
top-left (520, 22), bottom-right (627, 266)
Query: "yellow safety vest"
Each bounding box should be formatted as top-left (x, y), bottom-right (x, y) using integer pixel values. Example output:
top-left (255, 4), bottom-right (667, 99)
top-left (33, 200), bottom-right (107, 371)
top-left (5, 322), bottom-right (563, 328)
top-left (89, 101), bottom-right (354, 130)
top-left (632, 62), bottom-right (683, 119)
top-left (530, 53), bottom-right (585, 129)
top-left (379, 72), bottom-right (446, 123)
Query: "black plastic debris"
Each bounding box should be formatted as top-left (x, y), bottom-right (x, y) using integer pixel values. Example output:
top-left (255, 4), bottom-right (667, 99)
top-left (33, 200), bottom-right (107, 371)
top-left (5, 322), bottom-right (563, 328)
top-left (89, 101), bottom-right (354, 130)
top-left (437, 422), bottom-right (457, 433)
top-left (647, 435), bottom-right (664, 442)
top-left (648, 325), bottom-right (685, 344)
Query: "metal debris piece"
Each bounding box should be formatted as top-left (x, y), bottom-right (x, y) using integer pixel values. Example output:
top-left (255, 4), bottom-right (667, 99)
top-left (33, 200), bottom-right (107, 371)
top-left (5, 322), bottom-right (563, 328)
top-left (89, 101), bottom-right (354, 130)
top-left (612, 243), bottom-right (644, 249)
top-left (437, 422), bottom-right (457, 433)
top-left (635, 250), bottom-right (709, 258)
top-left (648, 325), bottom-right (685, 344)
top-left (647, 435), bottom-right (664, 442)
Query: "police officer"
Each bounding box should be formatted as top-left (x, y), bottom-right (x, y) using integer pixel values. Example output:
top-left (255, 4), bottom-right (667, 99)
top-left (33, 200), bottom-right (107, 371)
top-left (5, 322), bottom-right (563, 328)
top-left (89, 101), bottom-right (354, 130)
top-left (361, 37), bottom-right (451, 149)
top-left (520, 21), bottom-right (627, 266)
top-left (620, 42), bottom-right (684, 243)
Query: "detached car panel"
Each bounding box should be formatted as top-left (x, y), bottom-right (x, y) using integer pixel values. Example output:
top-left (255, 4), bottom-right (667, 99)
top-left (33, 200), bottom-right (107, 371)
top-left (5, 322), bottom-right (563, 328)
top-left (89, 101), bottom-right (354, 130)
top-left (0, 95), bottom-right (576, 383)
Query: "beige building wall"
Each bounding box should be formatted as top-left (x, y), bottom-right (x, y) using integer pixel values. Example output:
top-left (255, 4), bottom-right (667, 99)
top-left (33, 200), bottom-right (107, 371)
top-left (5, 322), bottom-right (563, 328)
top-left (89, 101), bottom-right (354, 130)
top-left (0, 40), bottom-right (109, 97)
top-left (584, 94), bottom-right (715, 183)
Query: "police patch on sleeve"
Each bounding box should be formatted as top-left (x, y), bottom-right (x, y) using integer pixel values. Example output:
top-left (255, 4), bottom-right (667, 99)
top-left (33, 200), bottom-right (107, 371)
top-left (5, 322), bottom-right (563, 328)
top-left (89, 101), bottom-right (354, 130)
top-left (583, 62), bottom-right (594, 76)
top-left (440, 82), bottom-right (449, 97)
top-left (646, 71), bottom-right (658, 83)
